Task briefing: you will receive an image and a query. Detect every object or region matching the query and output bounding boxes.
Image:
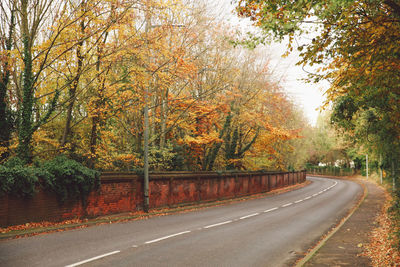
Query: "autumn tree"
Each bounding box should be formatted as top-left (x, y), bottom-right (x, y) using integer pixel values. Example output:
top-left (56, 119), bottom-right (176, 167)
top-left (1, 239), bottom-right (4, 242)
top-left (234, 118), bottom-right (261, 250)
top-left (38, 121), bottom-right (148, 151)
top-left (0, 0), bottom-right (308, 173)
top-left (236, 0), bottom-right (400, 175)
top-left (0, 1), bottom-right (15, 160)
top-left (0, 0), bottom-right (124, 162)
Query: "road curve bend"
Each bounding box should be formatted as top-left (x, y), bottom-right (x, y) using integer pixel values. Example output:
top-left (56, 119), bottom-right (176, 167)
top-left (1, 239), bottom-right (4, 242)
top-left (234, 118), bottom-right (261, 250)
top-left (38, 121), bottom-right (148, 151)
top-left (0, 176), bottom-right (362, 267)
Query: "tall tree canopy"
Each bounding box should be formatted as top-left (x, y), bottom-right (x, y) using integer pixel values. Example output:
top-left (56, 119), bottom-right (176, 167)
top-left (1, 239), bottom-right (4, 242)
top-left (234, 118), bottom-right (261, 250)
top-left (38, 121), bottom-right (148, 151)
top-left (236, 0), bottom-right (400, 177)
top-left (0, 0), bottom-right (308, 171)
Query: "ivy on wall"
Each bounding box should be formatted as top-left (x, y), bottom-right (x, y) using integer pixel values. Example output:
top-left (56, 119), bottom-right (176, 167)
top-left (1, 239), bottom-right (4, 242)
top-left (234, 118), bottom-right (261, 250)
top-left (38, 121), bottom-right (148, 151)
top-left (0, 155), bottom-right (99, 203)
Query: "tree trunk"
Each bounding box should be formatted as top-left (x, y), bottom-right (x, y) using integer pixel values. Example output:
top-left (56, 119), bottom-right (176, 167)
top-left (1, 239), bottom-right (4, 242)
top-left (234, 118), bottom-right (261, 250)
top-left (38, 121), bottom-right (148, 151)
top-left (17, 0), bottom-right (34, 162)
top-left (392, 159), bottom-right (396, 190)
top-left (203, 113), bottom-right (232, 170)
top-left (88, 116), bottom-right (98, 167)
top-left (88, 47), bottom-right (103, 167)
top-left (61, 13), bottom-right (85, 147)
top-left (159, 88), bottom-right (169, 148)
top-left (0, 7), bottom-right (15, 160)
top-left (16, 0), bottom-right (60, 162)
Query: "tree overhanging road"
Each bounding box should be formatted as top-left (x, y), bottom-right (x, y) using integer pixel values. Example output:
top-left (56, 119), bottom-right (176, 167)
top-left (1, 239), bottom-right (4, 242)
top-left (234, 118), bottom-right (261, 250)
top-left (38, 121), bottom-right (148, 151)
top-left (0, 177), bottom-right (362, 267)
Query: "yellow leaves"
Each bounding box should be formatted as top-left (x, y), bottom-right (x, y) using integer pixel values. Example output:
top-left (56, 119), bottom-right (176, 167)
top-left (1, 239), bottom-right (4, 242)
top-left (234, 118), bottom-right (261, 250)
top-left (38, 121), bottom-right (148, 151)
top-left (362, 192), bottom-right (400, 266)
top-left (181, 132), bottom-right (222, 146)
top-left (0, 0), bottom-right (308, 173)
top-left (32, 131), bottom-right (60, 149)
top-left (0, 146), bottom-right (9, 163)
top-left (31, 130), bottom-right (61, 160)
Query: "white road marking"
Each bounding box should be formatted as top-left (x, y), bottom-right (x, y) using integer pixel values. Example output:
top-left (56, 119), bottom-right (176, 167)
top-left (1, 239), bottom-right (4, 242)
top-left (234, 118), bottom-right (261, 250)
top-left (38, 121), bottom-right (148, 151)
top-left (312, 193), bottom-right (319, 197)
top-left (295, 199), bottom-right (303, 203)
top-left (304, 196), bottom-right (312, 200)
top-left (240, 213), bottom-right (259, 220)
top-left (264, 207), bottom-right (278, 213)
top-left (132, 245), bottom-right (138, 248)
top-left (145, 231), bottom-right (191, 244)
top-left (65, 251), bottom-right (120, 267)
top-left (282, 203), bottom-right (293, 207)
top-left (318, 191), bottom-right (323, 194)
top-left (204, 220), bottom-right (232, 229)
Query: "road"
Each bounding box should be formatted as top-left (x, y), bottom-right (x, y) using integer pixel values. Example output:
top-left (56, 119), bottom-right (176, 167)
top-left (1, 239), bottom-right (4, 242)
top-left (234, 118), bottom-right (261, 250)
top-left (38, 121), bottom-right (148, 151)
top-left (0, 177), bottom-right (362, 267)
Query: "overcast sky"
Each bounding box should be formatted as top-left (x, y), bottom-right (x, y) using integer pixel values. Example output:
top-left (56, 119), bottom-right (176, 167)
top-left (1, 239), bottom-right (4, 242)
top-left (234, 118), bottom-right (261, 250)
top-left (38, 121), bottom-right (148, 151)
top-left (207, 0), bottom-right (328, 126)
top-left (268, 41), bottom-right (328, 126)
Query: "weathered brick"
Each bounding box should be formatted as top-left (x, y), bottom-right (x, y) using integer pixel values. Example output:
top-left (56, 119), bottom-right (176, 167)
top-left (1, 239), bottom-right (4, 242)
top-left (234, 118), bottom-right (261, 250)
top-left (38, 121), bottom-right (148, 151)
top-left (0, 171), bottom-right (306, 227)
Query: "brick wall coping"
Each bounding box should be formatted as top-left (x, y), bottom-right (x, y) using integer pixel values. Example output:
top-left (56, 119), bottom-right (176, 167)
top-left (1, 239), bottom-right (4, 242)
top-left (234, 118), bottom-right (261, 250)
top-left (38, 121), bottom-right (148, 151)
top-left (101, 170), bottom-right (306, 181)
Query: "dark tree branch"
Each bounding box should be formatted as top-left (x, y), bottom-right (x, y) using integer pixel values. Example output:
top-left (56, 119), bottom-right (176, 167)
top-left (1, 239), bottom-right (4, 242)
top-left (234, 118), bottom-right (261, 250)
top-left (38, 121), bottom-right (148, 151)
top-left (384, 0), bottom-right (400, 17)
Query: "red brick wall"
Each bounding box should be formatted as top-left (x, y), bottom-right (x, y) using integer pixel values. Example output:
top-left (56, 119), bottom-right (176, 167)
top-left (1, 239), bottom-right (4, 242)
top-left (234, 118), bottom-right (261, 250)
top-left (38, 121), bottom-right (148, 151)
top-left (0, 171), bottom-right (306, 227)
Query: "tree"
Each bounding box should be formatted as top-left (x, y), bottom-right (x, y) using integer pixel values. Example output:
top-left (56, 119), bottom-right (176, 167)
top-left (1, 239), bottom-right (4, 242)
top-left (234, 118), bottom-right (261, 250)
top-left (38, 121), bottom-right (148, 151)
top-left (235, 0), bottom-right (400, 176)
top-left (15, 0), bottom-right (61, 162)
top-left (0, 2), bottom-right (15, 160)
top-left (0, 0), bottom-right (308, 173)
top-left (1, 0), bottom-right (116, 162)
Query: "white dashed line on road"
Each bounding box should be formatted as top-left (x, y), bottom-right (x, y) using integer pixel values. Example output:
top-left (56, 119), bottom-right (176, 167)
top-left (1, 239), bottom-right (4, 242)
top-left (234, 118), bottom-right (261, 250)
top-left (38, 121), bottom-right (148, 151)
top-left (145, 231), bottom-right (191, 244)
top-left (264, 207), bottom-right (278, 213)
top-left (204, 220), bottom-right (233, 229)
top-left (65, 251), bottom-right (120, 267)
top-left (240, 213), bottom-right (259, 219)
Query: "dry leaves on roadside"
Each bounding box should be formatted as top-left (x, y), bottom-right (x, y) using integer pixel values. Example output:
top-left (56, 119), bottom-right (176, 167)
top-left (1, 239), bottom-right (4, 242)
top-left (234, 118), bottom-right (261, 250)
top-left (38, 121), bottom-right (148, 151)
top-left (362, 192), bottom-right (400, 266)
top-left (0, 219), bottom-right (84, 234)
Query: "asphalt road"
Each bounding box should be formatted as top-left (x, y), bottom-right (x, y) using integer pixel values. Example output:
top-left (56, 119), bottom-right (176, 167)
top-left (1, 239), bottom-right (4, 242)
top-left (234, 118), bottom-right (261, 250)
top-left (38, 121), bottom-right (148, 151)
top-left (0, 177), bottom-right (362, 267)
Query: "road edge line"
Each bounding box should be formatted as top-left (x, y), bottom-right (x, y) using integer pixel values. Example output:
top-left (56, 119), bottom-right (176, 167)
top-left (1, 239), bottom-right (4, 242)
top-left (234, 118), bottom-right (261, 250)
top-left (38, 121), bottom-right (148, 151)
top-left (295, 178), bottom-right (368, 267)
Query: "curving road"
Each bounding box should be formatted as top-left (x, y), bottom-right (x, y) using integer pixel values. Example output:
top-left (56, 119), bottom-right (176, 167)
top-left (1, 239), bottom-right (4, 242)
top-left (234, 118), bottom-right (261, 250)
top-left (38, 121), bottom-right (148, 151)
top-left (0, 177), bottom-right (362, 267)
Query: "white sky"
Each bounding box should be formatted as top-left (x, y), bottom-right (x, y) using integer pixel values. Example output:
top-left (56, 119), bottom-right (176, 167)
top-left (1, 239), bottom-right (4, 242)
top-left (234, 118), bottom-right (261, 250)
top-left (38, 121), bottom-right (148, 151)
top-left (206, 0), bottom-right (328, 126)
top-left (268, 42), bottom-right (328, 126)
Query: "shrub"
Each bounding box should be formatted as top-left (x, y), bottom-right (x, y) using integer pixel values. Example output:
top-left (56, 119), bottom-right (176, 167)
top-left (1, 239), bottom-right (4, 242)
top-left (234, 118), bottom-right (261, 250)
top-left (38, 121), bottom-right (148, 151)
top-left (0, 155), bottom-right (100, 202)
top-left (41, 155), bottom-right (100, 203)
top-left (0, 165), bottom-right (14, 196)
top-left (0, 157), bottom-right (38, 198)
